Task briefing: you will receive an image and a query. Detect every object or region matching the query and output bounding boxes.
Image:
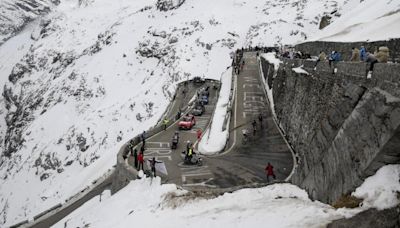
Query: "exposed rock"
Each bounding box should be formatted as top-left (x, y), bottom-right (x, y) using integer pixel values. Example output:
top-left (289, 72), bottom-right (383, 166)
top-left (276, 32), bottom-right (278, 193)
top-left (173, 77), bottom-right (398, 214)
top-left (328, 206), bottom-right (400, 228)
top-left (156, 0), bottom-right (185, 11)
top-left (319, 15), bottom-right (331, 30)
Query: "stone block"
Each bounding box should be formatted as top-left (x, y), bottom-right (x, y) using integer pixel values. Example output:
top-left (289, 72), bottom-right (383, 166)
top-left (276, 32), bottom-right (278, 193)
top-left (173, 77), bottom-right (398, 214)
top-left (373, 63), bottom-right (400, 83)
top-left (337, 62), bottom-right (368, 78)
top-left (303, 60), bottom-right (316, 69)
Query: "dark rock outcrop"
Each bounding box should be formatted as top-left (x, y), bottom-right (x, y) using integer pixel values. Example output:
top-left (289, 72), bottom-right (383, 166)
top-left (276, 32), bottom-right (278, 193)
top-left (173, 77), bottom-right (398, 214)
top-left (328, 206), bottom-right (400, 228)
top-left (156, 0), bottom-right (185, 11)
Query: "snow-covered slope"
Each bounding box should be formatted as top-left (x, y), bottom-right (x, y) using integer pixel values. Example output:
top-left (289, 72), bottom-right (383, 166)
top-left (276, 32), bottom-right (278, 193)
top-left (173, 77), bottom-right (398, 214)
top-left (310, 0), bottom-right (400, 42)
top-left (0, 0), bottom-right (57, 45)
top-left (52, 165), bottom-right (400, 228)
top-left (0, 0), bottom-right (372, 226)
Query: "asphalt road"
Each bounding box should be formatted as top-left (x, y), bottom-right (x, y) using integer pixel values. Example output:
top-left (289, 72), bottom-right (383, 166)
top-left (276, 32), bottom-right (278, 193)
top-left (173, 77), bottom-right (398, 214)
top-left (130, 52), bottom-right (293, 189)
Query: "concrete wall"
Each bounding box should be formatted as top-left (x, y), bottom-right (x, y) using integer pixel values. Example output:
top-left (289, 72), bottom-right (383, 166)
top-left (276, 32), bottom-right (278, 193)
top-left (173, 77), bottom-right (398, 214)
top-left (296, 39), bottom-right (400, 63)
top-left (261, 56), bottom-right (400, 203)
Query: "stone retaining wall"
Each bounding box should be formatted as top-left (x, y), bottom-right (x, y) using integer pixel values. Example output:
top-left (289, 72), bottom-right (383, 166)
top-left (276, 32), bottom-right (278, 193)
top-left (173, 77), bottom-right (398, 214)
top-left (261, 55), bottom-right (400, 203)
top-left (295, 39), bottom-right (400, 63)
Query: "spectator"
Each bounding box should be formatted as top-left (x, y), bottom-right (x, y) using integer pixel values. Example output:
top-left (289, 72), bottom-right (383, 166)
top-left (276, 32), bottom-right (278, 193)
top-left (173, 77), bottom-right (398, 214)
top-left (314, 51), bottom-right (326, 70)
top-left (133, 149), bottom-right (138, 169)
top-left (375, 46), bottom-right (389, 63)
top-left (350, 47), bottom-right (360, 61)
top-left (258, 113), bottom-right (263, 127)
top-left (149, 157), bottom-right (162, 177)
top-left (197, 129), bottom-right (202, 140)
top-left (328, 51), bottom-right (341, 74)
top-left (360, 46), bottom-right (367, 61)
top-left (265, 162), bottom-right (276, 182)
top-left (138, 152), bottom-right (144, 171)
top-left (252, 119), bottom-right (257, 135)
top-left (366, 52), bottom-right (378, 78)
top-left (163, 118), bottom-right (169, 130)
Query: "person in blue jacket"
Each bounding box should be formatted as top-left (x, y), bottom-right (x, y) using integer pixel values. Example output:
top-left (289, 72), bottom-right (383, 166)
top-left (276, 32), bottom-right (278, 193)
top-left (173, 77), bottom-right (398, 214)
top-left (328, 51), bottom-right (341, 66)
top-left (360, 46), bottom-right (367, 61)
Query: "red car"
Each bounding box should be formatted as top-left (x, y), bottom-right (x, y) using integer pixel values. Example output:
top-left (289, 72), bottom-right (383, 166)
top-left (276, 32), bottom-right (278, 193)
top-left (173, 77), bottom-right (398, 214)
top-left (179, 115), bottom-right (196, 130)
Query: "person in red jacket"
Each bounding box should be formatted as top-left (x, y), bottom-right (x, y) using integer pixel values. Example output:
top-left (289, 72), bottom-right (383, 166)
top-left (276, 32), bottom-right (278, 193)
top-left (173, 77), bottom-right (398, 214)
top-left (138, 152), bottom-right (144, 171)
top-left (197, 129), bottom-right (202, 140)
top-left (265, 162), bottom-right (276, 182)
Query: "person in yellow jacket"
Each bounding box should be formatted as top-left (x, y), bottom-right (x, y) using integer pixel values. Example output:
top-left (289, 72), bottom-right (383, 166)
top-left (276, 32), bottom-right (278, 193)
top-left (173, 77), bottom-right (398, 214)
top-left (375, 46), bottom-right (389, 63)
top-left (350, 47), bottom-right (360, 61)
top-left (314, 51), bottom-right (326, 70)
top-left (163, 118), bottom-right (169, 130)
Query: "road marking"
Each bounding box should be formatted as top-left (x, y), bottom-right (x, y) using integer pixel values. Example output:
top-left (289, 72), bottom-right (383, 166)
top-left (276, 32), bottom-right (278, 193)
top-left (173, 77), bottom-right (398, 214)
top-left (182, 178), bottom-right (217, 188)
top-left (144, 145), bottom-right (172, 161)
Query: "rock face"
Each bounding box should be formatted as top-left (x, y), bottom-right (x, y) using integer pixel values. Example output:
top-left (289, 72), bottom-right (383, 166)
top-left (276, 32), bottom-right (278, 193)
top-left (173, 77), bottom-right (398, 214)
top-left (0, 0), bottom-right (57, 45)
top-left (328, 206), bottom-right (400, 228)
top-left (261, 57), bottom-right (400, 203)
top-left (319, 15), bottom-right (331, 30)
top-left (156, 0), bottom-right (185, 11)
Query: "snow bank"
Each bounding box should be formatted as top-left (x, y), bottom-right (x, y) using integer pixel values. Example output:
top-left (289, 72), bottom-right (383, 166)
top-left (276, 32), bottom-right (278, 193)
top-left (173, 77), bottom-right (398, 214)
top-left (260, 52), bottom-right (282, 118)
top-left (353, 164), bottom-right (400, 210)
top-left (53, 180), bottom-right (358, 228)
top-left (198, 68), bottom-right (232, 155)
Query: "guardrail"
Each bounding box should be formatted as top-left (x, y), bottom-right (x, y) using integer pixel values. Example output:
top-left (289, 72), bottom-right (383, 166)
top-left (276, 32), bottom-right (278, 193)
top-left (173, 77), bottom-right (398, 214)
top-left (10, 168), bottom-right (113, 228)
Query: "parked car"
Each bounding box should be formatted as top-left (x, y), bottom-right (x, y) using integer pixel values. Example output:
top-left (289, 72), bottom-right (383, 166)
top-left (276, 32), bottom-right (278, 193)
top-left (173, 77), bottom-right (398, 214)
top-left (178, 115), bottom-right (196, 130)
top-left (192, 104), bottom-right (205, 116)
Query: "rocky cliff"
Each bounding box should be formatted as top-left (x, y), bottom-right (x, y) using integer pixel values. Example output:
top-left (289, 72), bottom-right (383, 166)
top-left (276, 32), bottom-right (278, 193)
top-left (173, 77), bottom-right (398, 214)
top-left (261, 56), bottom-right (400, 203)
top-left (0, 0), bottom-right (57, 45)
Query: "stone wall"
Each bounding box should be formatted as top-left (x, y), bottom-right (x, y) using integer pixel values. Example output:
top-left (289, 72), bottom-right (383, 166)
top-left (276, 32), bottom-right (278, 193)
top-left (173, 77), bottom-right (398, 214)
top-left (295, 39), bottom-right (400, 63)
top-left (261, 56), bottom-right (400, 203)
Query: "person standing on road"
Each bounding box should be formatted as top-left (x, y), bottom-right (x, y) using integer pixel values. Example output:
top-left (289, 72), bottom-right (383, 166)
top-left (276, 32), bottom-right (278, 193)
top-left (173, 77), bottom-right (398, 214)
top-left (133, 149), bottom-right (138, 169)
top-left (252, 120), bottom-right (257, 135)
top-left (140, 142), bottom-right (145, 153)
top-left (197, 129), bottom-right (202, 140)
top-left (141, 131), bottom-right (146, 148)
top-left (149, 157), bottom-right (162, 177)
top-left (138, 152), bottom-right (144, 171)
top-left (163, 118), bottom-right (169, 130)
top-left (258, 114), bottom-right (263, 128)
top-left (265, 162), bottom-right (276, 182)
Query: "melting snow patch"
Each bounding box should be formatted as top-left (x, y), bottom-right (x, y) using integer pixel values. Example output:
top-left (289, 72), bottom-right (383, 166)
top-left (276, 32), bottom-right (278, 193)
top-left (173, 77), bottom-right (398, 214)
top-left (292, 67), bottom-right (309, 75)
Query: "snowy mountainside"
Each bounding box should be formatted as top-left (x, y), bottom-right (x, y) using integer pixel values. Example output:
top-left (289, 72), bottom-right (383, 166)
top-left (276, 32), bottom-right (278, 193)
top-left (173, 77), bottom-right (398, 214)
top-left (0, 0), bottom-right (58, 45)
top-left (310, 0), bottom-right (400, 41)
top-left (0, 0), bottom-right (355, 225)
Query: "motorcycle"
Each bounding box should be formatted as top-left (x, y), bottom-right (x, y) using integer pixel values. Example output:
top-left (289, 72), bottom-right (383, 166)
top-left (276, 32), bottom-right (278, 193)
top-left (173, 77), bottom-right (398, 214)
top-left (181, 151), bottom-right (203, 166)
